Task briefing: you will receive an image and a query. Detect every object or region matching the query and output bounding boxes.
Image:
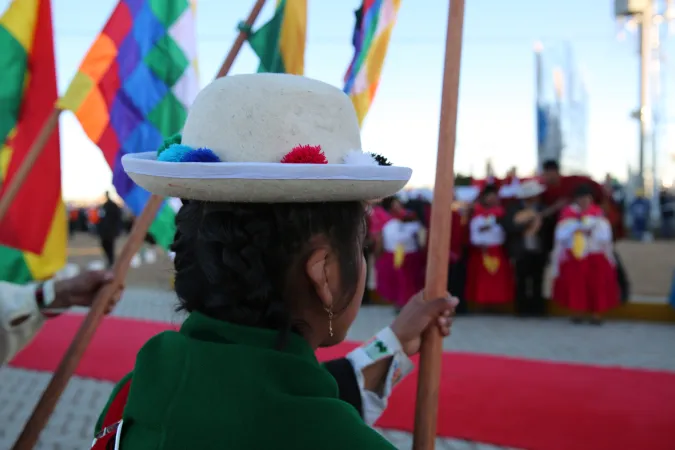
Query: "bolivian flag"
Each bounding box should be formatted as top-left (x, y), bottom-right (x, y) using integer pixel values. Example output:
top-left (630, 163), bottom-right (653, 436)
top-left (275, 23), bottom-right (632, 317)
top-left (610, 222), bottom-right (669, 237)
top-left (246, 0), bottom-right (306, 75)
top-left (0, 0), bottom-right (66, 283)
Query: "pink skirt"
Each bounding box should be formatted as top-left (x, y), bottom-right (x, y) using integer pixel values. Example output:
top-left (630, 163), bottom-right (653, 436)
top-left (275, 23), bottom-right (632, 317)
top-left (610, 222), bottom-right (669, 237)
top-left (375, 250), bottom-right (426, 307)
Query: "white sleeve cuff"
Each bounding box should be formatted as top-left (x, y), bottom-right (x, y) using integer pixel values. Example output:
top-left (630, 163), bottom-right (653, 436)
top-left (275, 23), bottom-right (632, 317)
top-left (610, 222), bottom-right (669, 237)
top-left (0, 282), bottom-right (46, 365)
top-left (0, 282), bottom-right (40, 329)
top-left (346, 327), bottom-right (415, 426)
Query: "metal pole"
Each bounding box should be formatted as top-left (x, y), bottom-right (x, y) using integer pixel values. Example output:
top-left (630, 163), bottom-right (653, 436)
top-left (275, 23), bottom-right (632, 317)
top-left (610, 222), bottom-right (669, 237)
top-left (652, 19), bottom-right (661, 212)
top-left (638, 0), bottom-right (653, 191)
top-left (534, 42), bottom-right (543, 171)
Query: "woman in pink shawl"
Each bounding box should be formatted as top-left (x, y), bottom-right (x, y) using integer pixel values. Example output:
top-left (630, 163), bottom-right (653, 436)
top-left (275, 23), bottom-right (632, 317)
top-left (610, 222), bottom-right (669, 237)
top-left (374, 196), bottom-right (426, 309)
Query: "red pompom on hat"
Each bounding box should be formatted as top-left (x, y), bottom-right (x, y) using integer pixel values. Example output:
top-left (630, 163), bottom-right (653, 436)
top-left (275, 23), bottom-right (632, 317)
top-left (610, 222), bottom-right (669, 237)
top-left (280, 145), bottom-right (328, 164)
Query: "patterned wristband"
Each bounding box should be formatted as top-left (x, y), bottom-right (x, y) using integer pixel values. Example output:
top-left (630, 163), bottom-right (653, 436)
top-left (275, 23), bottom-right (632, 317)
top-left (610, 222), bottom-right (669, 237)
top-left (347, 327), bottom-right (415, 395)
top-left (35, 280), bottom-right (57, 311)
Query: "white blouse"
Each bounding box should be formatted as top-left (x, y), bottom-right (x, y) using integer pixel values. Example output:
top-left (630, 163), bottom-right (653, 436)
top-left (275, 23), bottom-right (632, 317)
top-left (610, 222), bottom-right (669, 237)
top-left (381, 219), bottom-right (422, 253)
top-left (469, 215), bottom-right (505, 247)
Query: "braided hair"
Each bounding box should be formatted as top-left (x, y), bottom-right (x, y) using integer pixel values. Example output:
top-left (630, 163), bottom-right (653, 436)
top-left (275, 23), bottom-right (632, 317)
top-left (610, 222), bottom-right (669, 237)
top-left (171, 201), bottom-right (367, 347)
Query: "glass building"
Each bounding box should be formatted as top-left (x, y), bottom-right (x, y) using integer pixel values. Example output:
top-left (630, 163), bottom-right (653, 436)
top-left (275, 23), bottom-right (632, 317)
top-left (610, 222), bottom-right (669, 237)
top-left (535, 43), bottom-right (589, 175)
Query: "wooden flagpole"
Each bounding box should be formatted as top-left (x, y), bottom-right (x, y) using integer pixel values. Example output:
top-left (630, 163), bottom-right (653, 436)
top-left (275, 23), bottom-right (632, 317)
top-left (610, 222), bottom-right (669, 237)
top-left (217, 0), bottom-right (267, 78)
top-left (412, 0), bottom-right (466, 449)
top-left (10, 1), bottom-right (267, 448)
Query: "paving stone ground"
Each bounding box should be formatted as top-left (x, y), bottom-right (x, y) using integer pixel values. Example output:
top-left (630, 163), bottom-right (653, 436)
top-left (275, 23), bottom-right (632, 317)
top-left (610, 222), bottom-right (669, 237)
top-left (1, 288), bottom-right (673, 449)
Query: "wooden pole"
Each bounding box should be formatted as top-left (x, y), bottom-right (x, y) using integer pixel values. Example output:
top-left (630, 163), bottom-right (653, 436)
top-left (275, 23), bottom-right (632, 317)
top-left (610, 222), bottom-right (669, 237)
top-left (10, 194), bottom-right (160, 450)
top-left (10, 2), bottom-right (267, 448)
top-left (216, 0), bottom-right (267, 78)
top-left (0, 108), bottom-right (61, 224)
top-left (412, 1), bottom-right (466, 449)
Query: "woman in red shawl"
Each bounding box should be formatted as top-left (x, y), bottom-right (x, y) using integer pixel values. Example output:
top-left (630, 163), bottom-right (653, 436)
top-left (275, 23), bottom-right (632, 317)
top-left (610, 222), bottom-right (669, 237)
top-left (540, 160), bottom-right (629, 301)
top-left (465, 185), bottom-right (514, 306)
top-left (551, 185), bottom-right (620, 323)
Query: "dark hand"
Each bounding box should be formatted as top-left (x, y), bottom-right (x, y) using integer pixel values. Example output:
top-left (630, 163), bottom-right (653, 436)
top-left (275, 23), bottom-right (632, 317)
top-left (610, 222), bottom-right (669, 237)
top-left (51, 270), bottom-right (122, 313)
top-left (390, 291), bottom-right (459, 357)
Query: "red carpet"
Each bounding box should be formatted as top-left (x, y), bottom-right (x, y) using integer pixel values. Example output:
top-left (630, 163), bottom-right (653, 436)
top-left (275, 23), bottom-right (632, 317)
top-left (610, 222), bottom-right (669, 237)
top-left (9, 314), bottom-right (675, 450)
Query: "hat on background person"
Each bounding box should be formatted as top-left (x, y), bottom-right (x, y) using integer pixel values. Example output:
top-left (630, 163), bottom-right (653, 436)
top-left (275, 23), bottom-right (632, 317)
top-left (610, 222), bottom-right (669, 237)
top-left (122, 74), bottom-right (411, 203)
top-left (396, 190), bottom-right (409, 203)
top-left (516, 179), bottom-right (546, 199)
top-left (454, 186), bottom-right (480, 203)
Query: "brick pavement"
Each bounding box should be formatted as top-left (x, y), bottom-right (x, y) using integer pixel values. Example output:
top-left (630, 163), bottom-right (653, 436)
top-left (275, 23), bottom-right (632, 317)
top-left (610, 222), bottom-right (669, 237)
top-left (1, 288), bottom-right (674, 449)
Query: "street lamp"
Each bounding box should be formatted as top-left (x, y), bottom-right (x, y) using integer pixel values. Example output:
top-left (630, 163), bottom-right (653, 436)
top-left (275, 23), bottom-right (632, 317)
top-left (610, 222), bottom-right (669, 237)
top-left (615, 0), bottom-right (674, 198)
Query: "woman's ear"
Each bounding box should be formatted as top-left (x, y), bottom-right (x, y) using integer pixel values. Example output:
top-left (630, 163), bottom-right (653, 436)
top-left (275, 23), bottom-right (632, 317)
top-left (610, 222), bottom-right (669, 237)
top-left (306, 247), bottom-right (333, 310)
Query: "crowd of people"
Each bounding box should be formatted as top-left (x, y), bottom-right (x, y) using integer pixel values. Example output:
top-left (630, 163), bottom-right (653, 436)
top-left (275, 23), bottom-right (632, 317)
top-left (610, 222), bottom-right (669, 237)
top-left (1, 73), bottom-right (661, 449)
top-left (627, 186), bottom-right (675, 240)
top-left (367, 160), bottom-right (629, 324)
top-left (68, 193), bottom-right (159, 269)
top-left (67, 193), bottom-right (123, 267)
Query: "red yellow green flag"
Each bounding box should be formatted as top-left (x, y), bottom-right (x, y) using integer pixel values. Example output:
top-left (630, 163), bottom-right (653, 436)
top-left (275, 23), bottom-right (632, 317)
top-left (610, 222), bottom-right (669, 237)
top-left (0, 0), bottom-right (66, 283)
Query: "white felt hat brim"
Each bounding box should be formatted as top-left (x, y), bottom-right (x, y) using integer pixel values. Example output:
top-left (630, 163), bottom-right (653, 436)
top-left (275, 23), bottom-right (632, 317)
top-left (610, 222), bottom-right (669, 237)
top-left (123, 152), bottom-right (412, 202)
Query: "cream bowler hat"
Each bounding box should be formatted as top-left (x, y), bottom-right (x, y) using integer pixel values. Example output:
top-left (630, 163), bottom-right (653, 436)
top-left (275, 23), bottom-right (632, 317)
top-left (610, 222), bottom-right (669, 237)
top-left (122, 73), bottom-right (411, 202)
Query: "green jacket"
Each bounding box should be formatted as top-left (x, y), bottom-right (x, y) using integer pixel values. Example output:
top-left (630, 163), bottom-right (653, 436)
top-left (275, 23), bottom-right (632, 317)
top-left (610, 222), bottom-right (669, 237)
top-left (95, 312), bottom-right (395, 449)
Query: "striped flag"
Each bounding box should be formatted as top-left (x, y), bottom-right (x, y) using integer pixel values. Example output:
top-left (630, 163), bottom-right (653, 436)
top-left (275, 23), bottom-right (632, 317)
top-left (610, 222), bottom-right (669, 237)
top-left (0, 0), bottom-right (66, 283)
top-left (246, 0), bottom-right (307, 74)
top-left (344, 0), bottom-right (402, 126)
top-left (58, 0), bottom-right (199, 250)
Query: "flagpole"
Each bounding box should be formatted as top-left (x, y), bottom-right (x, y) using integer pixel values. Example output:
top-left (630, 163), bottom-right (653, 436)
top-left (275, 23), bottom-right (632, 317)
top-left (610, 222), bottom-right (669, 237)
top-left (217, 0), bottom-right (267, 78)
top-left (10, 2), bottom-right (267, 448)
top-left (412, 0), bottom-right (465, 449)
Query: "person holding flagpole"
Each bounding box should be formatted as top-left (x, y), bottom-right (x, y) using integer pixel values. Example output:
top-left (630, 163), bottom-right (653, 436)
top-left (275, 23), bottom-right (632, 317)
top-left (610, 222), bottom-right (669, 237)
top-left (0, 271), bottom-right (121, 365)
top-left (90, 74), bottom-right (458, 450)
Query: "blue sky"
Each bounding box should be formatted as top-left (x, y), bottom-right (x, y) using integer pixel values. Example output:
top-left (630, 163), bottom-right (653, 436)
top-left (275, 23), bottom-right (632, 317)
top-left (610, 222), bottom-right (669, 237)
top-left (3, 0), bottom-right (674, 200)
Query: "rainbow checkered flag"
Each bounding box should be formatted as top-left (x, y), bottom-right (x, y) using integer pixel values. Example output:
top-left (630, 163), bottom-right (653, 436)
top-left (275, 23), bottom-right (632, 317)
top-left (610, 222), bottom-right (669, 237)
top-left (344, 0), bottom-right (402, 126)
top-left (58, 0), bottom-right (198, 250)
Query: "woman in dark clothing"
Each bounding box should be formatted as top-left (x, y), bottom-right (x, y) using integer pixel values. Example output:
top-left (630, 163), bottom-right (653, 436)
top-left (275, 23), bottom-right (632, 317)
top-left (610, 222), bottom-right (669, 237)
top-left (92, 74), bottom-right (458, 450)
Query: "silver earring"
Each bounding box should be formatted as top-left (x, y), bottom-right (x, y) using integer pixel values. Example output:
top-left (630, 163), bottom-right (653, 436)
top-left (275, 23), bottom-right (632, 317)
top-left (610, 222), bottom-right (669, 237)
top-left (324, 307), bottom-right (334, 337)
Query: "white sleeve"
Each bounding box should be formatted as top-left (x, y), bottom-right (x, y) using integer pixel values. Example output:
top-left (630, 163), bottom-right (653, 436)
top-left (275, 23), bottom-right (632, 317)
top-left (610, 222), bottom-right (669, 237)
top-left (591, 217), bottom-right (613, 243)
top-left (554, 219), bottom-right (579, 243)
top-left (381, 220), bottom-right (402, 252)
top-left (346, 327), bottom-right (415, 426)
top-left (0, 281), bottom-right (51, 365)
top-left (470, 216), bottom-right (504, 246)
top-left (469, 216), bottom-right (486, 246)
top-left (401, 222), bottom-right (422, 236)
top-left (382, 220), bottom-right (421, 252)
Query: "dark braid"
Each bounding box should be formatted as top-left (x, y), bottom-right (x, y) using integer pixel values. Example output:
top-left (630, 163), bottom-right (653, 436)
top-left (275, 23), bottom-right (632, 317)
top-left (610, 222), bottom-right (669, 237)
top-left (172, 201), bottom-right (367, 347)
